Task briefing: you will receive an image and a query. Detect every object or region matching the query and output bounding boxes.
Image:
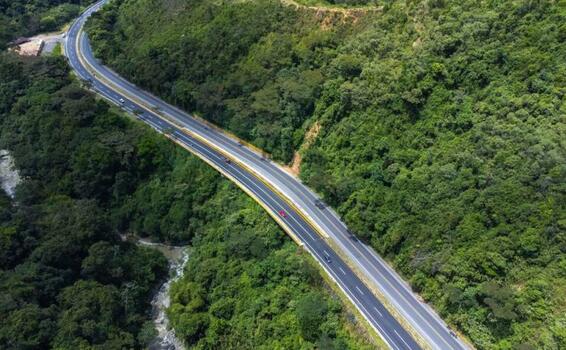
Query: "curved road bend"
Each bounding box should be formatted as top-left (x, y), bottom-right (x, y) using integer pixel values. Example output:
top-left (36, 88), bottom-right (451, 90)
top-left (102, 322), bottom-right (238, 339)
top-left (65, 1), bottom-right (469, 349)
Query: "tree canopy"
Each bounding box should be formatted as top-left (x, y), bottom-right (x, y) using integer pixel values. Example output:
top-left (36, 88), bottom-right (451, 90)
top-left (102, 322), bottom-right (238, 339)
top-left (0, 0), bottom-right (95, 49)
top-left (0, 54), bottom-right (168, 349)
top-left (0, 47), bottom-right (372, 349)
top-left (87, 0), bottom-right (566, 348)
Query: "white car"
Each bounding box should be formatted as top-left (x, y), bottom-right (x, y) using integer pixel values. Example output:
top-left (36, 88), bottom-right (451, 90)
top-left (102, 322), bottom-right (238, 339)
top-left (119, 98), bottom-right (125, 104)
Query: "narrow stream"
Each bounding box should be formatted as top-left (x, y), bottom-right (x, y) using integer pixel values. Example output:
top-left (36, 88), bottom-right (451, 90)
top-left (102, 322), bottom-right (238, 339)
top-left (135, 238), bottom-right (189, 350)
top-left (0, 150), bottom-right (21, 198)
top-left (2, 150), bottom-right (188, 347)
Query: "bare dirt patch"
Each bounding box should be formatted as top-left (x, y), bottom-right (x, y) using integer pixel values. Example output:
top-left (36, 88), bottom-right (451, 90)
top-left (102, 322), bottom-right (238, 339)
top-left (304, 121), bottom-right (321, 146)
top-left (283, 121), bottom-right (321, 177)
top-left (285, 152), bottom-right (303, 177)
top-left (9, 32), bottom-right (65, 56)
top-left (11, 40), bottom-right (44, 56)
top-left (281, 0), bottom-right (381, 28)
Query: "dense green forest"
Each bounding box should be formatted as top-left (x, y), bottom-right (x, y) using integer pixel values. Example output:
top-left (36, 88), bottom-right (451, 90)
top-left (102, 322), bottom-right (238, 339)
top-left (0, 0), bottom-right (95, 49)
top-left (1, 8), bottom-right (376, 345)
top-left (0, 53), bottom-right (372, 349)
top-left (87, 0), bottom-right (566, 348)
top-left (0, 54), bottom-right (169, 348)
top-left (294, 0), bottom-right (377, 7)
top-left (0, 0), bottom-right (379, 348)
top-left (163, 170), bottom-right (374, 349)
top-left (1, 5), bottom-right (165, 346)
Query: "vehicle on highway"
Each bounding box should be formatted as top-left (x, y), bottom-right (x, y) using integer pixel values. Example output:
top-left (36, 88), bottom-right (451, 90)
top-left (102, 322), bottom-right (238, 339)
top-left (224, 157), bottom-right (231, 164)
top-left (66, 4), bottom-right (468, 347)
top-left (346, 229), bottom-right (359, 242)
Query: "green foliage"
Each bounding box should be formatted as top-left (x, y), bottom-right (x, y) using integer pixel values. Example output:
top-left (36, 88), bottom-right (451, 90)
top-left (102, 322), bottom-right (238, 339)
top-left (277, 0), bottom-right (378, 8)
top-left (298, 2), bottom-right (566, 348)
top-left (0, 50), bottom-right (371, 348)
top-left (52, 280), bottom-right (132, 349)
top-left (87, 0), bottom-right (566, 348)
top-left (296, 292), bottom-right (329, 341)
top-left (0, 55), bottom-right (168, 349)
top-left (87, 0), bottom-right (328, 162)
top-left (39, 3), bottom-right (81, 32)
top-left (0, 0), bottom-right (94, 49)
top-left (166, 181), bottom-right (373, 349)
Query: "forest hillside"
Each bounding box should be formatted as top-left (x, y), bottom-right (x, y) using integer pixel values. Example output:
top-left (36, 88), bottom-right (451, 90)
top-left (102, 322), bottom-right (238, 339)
top-left (86, 0), bottom-right (566, 348)
top-left (0, 0), bottom-right (374, 346)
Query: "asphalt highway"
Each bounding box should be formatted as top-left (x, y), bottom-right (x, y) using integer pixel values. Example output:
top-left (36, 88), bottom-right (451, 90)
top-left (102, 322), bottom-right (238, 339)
top-left (65, 1), bottom-right (470, 349)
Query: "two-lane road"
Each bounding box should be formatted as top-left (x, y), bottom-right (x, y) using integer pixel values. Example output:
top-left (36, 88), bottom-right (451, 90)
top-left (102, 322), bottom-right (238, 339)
top-left (64, 1), bottom-right (470, 349)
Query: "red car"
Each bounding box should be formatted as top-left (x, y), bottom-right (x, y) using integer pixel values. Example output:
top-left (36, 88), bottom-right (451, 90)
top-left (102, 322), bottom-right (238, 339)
top-left (278, 210), bottom-right (287, 218)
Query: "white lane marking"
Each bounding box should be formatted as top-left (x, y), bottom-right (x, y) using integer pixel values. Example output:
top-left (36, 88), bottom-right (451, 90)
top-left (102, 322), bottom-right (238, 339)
top-left (314, 206), bottom-right (457, 348)
top-left (236, 173), bottom-right (316, 235)
top-left (395, 329), bottom-right (415, 350)
top-left (373, 306), bottom-right (383, 317)
top-left (339, 267), bottom-right (347, 275)
top-left (92, 86), bottom-right (406, 350)
top-left (186, 117), bottom-right (460, 348)
top-left (175, 139), bottom-right (407, 350)
top-left (316, 252), bottom-right (401, 350)
top-left (86, 67), bottom-right (408, 350)
top-left (356, 286), bottom-right (365, 296)
top-left (71, 16), bottom-right (414, 349)
top-left (290, 221), bottom-right (401, 350)
top-left (194, 151), bottom-right (328, 271)
top-left (186, 141), bottom-right (224, 163)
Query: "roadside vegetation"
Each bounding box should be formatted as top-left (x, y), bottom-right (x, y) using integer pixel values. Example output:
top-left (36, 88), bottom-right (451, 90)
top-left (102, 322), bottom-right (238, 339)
top-left (51, 42), bottom-right (63, 56)
top-left (87, 0), bottom-right (566, 348)
top-left (290, 0), bottom-right (378, 8)
top-left (0, 4), bottom-right (374, 346)
top-left (0, 53), bottom-right (169, 349)
top-left (0, 52), bottom-right (373, 349)
top-left (165, 175), bottom-right (375, 349)
top-left (0, 0), bottom-right (95, 50)
top-left (0, 6), bottom-right (170, 349)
